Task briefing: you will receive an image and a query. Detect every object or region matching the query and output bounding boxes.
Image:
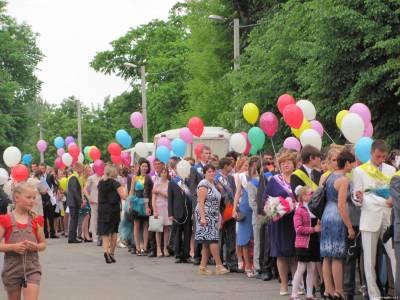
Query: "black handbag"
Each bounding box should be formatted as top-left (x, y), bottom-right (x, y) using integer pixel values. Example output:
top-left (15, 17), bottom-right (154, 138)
top-left (308, 175), bottom-right (331, 219)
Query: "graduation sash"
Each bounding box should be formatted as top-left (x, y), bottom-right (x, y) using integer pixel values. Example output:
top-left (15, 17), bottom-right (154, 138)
top-left (292, 169), bottom-right (318, 191)
top-left (359, 162), bottom-right (391, 185)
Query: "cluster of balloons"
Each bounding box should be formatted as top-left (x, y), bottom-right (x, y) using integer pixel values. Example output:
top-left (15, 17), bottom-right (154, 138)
top-left (336, 103), bottom-right (373, 143)
top-left (2, 146), bottom-right (29, 182)
top-left (155, 137), bottom-right (188, 164)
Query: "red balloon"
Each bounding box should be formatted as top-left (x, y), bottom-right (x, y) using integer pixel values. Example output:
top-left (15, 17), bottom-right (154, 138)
top-left (260, 112), bottom-right (279, 137)
top-left (121, 152), bottom-right (131, 167)
top-left (89, 147), bottom-right (101, 161)
top-left (283, 104), bottom-right (304, 129)
top-left (188, 117), bottom-right (204, 137)
top-left (68, 143), bottom-right (80, 159)
top-left (108, 142), bottom-right (122, 156)
top-left (240, 132), bottom-right (251, 155)
top-left (277, 94), bottom-right (295, 115)
top-left (54, 157), bottom-right (66, 170)
top-left (111, 154), bottom-right (122, 165)
top-left (93, 159), bottom-right (105, 176)
top-left (11, 164), bottom-right (30, 182)
top-left (194, 143), bottom-right (203, 159)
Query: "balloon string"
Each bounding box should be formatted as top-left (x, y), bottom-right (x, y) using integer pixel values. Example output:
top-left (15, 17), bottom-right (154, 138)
top-left (270, 137), bottom-right (280, 173)
top-left (324, 130), bottom-right (336, 144)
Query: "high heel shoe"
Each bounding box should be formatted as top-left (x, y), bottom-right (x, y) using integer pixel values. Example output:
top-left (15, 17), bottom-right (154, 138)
top-left (104, 253), bottom-right (112, 264)
top-left (109, 254), bottom-right (116, 263)
top-left (323, 293), bottom-right (334, 300)
top-left (333, 292), bottom-right (345, 300)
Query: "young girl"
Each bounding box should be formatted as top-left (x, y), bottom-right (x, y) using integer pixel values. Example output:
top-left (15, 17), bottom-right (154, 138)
top-left (0, 182), bottom-right (46, 300)
top-left (291, 186), bottom-right (320, 300)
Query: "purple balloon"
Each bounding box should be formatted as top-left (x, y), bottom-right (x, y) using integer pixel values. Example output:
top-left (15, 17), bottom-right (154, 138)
top-left (179, 127), bottom-right (193, 145)
top-left (157, 137), bottom-right (171, 150)
top-left (349, 103), bottom-right (371, 128)
top-left (364, 122), bottom-right (373, 138)
top-left (57, 148), bottom-right (65, 157)
top-left (260, 112), bottom-right (279, 137)
top-left (36, 140), bottom-right (48, 153)
top-left (65, 136), bottom-right (75, 147)
top-left (130, 112), bottom-right (144, 129)
top-left (310, 120), bottom-right (324, 137)
top-left (283, 137), bottom-right (301, 152)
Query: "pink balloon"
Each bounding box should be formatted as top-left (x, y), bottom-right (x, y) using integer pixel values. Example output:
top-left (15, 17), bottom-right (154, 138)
top-left (121, 152), bottom-right (131, 167)
top-left (260, 112), bottom-right (279, 137)
top-left (240, 132), bottom-right (251, 155)
top-left (57, 148), bottom-right (65, 157)
top-left (93, 160), bottom-right (105, 176)
top-left (54, 157), bottom-right (65, 169)
top-left (349, 103), bottom-right (371, 128)
top-left (364, 122), bottom-right (373, 137)
top-left (179, 127), bottom-right (193, 144)
top-left (283, 137), bottom-right (301, 152)
top-left (157, 137), bottom-right (171, 150)
top-left (130, 112), bottom-right (144, 128)
top-left (147, 155), bottom-right (155, 164)
top-left (310, 120), bottom-right (324, 137)
top-left (36, 140), bottom-right (47, 153)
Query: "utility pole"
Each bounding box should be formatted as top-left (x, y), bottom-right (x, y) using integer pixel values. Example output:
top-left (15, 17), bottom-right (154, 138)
top-left (233, 18), bottom-right (240, 70)
top-left (140, 66), bottom-right (148, 143)
top-left (38, 123), bottom-right (44, 163)
top-left (77, 99), bottom-right (82, 149)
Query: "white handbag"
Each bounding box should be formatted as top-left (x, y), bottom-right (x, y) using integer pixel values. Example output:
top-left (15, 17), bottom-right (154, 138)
top-left (149, 216), bottom-right (164, 232)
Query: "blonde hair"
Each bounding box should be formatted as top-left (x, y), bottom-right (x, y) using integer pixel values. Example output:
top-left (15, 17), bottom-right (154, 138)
top-left (278, 151), bottom-right (297, 166)
top-left (103, 164), bottom-right (118, 180)
top-left (13, 182), bottom-right (38, 217)
top-left (236, 157), bottom-right (248, 172)
top-left (296, 185), bottom-right (311, 202)
top-left (327, 144), bottom-right (344, 162)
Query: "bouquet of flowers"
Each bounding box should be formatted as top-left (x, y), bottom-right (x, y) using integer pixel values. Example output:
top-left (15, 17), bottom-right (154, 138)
top-left (262, 196), bottom-right (295, 223)
top-left (365, 180), bottom-right (391, 199)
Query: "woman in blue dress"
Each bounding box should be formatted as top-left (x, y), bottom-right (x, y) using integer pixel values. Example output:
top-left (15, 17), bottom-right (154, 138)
top-left (263, 151), bottom-right (297, 295)
top-left (320, 149), bottom-right (355, 299)
top-left (233, 156), bottom-right (259, 278)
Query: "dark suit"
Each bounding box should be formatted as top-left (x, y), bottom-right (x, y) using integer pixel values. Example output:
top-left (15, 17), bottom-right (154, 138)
top-left (42, 173), bottom-right (57, 237)
top-left (66, 175), bottom-right (82, 242)
top-left (389, 175), bottom-right (400, 297)
top-left (168, 180), bottom-right (192, 260)
top-left (290, 166), bottom-right (322, 199)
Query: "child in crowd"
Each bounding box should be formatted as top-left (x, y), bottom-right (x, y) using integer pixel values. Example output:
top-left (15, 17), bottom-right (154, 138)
top-left (0, 182), bottom-right (46, 300)
top-left (291, 186), bottom-right (320, 300)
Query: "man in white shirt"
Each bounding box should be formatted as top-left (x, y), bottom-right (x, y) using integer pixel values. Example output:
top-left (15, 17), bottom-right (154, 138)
top-left (353, 140), bottom-right (396, 300)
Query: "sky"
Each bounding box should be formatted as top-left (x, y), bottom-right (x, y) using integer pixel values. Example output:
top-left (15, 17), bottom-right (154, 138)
top-left (6, 0), bottom-right (179, 106)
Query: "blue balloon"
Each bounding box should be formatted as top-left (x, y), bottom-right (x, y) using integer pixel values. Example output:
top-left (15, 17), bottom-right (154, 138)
top-left (115, 129), bottom-right (132, 148)
top-left (156, 146), bottom-right (170, 164)
top-left (355, 137), bottom-right (373, 163)
top-left (171, 138), bottom-right (187, 157)
top-left (22, 154), bottom-right (33, 165)
top-left (54, 136), bottom-right (64, 149)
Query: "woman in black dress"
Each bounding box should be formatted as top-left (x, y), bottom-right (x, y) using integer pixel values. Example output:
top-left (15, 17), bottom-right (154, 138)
top-left (98, 164), bottom-right (127, 263)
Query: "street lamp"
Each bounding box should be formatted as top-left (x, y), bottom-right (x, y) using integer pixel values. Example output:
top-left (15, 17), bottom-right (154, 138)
top-left (37, 123), bottom-right (44, 163)
top-left (124, 62), bottom-right (148, 143)
top-left (208, 15), bottom-right (258, 70)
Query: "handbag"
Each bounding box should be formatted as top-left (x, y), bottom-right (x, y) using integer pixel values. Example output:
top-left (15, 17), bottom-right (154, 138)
top-left (149, 216), bottom-right (164, 232)
top-left (235, 207), bottom-right (246, 222)
top-left (308, 175), bottom-right (331, 219)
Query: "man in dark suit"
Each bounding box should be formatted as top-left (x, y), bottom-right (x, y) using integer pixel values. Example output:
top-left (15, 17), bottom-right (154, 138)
top-left (168, 158), bottom-right (193, 263)
top-left (215, 157), bottom-right (237, 272)
top-left (188, 145), bottom-right (211, 265)
top-left (66, 163), bottom-right (84, 243)
top-left (39, 163), bottom-right (58, 238)
top-left (389, 170), bottom-right (400, 297)
top-left (290, 145), bottom-right (322, 197)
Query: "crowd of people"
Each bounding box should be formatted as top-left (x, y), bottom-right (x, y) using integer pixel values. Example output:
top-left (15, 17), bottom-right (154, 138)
top-left (1, 140), bottom-right (400, 300)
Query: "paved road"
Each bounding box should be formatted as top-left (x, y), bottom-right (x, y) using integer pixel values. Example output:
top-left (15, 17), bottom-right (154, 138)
top-left (1, 238), bottom-right (281, 300)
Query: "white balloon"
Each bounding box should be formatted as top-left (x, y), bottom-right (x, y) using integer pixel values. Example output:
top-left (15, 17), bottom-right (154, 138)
top-left (3, 146), bottom-right (22, 168)
top-left (176, 160), bottom-right (191, 179)
top-left (341, 113), bottom-right (365, 143)
top-left (135, 142), bottom-right (148, 158)
top-left (0, 168), bottom-right (9, 185)
top-left (300, 129), bottom-right (322, 150)
top-left (78, 153), bottom-right (84, 164)
top-left (62, 153), bottom-right (73, 167)
top-left (296, 100), bottom-right (316, 121)
top-left (229, 133), bottom-right (247, 154)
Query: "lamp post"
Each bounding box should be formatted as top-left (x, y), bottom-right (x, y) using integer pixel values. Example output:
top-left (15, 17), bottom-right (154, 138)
top-left (38, 123), bottom-right (44, 163)
top-left (76, 99), bottom-right (82, 149)
top-left (124, 62), bottom-right (148, 143)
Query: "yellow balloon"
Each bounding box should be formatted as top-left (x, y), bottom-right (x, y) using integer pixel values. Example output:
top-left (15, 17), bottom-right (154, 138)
top-left (291, 119), bottom-right (311, 138)
top-left (243, 103), bottom-right (259, 125)
top-left (336, 110), bottom-right (349, 129)
top-left (59, 177), bottom-right (68, 191)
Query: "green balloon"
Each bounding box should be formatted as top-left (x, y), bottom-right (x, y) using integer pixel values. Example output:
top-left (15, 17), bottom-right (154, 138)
top-left (84, 146), bottom-right (92, 162)
top-left (249, 146), bottom-right (258, 155)
top-left (248, 126), bottom-right (265, 150)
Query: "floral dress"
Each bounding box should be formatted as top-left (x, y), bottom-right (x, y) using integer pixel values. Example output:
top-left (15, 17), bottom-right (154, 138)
top-left (195, 179), bottom-right (221, 242)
